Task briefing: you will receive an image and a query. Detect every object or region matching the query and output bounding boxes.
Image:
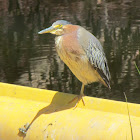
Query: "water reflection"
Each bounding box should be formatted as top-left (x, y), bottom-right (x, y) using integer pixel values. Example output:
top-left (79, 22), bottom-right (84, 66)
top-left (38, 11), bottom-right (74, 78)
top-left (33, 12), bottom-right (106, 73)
top-left (0, 0), bottom-right (139, 103)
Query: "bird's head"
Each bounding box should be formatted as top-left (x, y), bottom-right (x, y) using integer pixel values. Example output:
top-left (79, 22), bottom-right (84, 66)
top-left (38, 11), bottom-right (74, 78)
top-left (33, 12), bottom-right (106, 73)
top-left (38, 20), bottom-right (71, 36)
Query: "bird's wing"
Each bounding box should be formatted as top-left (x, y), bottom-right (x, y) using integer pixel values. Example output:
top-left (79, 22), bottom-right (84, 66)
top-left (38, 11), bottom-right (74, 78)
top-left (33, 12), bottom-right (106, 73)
top-left (77, 27), bottom-right (111, 88)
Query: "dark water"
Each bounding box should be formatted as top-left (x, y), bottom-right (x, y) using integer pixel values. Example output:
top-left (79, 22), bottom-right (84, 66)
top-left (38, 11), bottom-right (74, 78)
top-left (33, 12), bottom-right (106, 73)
top-left (0, 0), bottom-right (139, 103)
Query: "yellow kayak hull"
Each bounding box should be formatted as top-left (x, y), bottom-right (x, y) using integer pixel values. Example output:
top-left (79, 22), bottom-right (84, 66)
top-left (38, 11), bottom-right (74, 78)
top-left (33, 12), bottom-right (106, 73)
top-left (0, 82), bottom-right (139, 140)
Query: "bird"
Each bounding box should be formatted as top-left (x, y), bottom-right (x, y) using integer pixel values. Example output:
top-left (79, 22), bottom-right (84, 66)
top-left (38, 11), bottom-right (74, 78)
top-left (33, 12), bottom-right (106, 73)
top-left (38, 20), bottom-right (111, 106)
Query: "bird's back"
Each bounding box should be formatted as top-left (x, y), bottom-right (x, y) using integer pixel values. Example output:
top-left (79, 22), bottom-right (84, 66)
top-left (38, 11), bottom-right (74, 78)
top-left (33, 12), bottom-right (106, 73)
top-left (77, 26), bottom-right (111, 88)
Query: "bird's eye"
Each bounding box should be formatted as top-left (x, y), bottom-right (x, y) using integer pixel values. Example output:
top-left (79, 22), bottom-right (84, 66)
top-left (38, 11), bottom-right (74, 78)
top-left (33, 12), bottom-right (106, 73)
top-left (54, 24), bottom-right (62, 28)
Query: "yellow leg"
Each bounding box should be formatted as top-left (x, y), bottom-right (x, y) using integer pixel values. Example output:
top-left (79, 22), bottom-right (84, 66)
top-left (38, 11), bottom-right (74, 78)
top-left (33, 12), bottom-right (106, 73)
top-left (79, 83), bottom-right (85, 105)
top-left (68, 84), bottom-right (85, 108)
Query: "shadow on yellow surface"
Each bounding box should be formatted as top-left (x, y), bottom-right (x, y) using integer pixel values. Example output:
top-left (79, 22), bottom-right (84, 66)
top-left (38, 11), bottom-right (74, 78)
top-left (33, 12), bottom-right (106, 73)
top-left (18, 91), bottom-right (79, 137)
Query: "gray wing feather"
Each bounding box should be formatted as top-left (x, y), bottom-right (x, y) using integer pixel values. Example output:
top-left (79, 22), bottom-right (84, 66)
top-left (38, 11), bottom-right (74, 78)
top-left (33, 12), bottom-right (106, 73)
top-left (77, 27), bottom-right (111, 88)
top-left (87, 39), bottom-right (111, 88)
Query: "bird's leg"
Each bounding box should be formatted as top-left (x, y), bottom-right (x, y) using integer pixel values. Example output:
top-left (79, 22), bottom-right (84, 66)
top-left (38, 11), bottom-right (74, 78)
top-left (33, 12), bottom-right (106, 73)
top-left (68, 84), bottom-right (85, 107)
top-left (80, 84), bottom-right (85, 105)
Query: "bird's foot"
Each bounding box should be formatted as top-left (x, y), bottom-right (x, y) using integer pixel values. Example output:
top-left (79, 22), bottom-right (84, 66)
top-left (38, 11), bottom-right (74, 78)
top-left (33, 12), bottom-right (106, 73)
top-left (68, 94), bottom-right (85, 109)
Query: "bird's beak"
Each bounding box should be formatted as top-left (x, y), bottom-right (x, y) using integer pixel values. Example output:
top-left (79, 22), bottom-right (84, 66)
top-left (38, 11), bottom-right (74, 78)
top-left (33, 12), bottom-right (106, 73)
top-left (38, 26), bottom-right (54, 34)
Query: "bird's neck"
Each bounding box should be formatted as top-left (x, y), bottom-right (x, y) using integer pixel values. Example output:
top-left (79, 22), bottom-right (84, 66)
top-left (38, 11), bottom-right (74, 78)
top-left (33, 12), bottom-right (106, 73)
top-left (55, 36), bottom-right (63, 49)
top-left (63, 25), bottom-right (79, 34)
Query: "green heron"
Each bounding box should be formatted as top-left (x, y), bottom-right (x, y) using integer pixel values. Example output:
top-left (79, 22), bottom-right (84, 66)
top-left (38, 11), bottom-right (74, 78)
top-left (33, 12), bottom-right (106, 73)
top-left (38, 20), bottom-right (111, 106)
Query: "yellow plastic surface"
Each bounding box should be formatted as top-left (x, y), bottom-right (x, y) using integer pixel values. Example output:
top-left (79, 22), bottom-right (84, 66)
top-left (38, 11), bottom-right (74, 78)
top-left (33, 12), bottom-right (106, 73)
top-left (0, 82), bottom-right (140, 140)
